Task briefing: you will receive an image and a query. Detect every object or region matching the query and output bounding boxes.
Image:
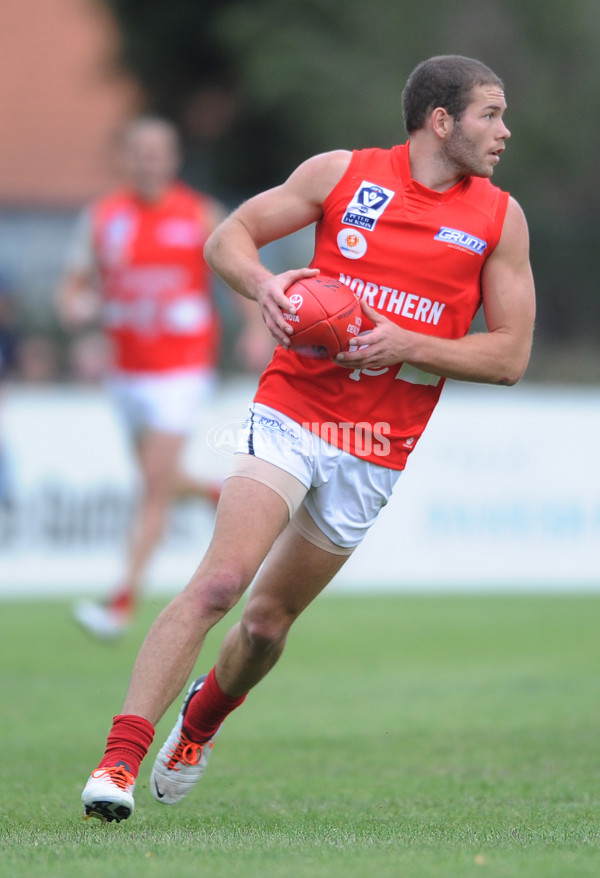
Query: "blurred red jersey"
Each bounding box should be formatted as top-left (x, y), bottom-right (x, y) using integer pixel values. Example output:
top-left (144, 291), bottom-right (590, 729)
top-left (91, 183), bottom-right (219, 373)
top-left (255, 143), bottom-right (509, 469)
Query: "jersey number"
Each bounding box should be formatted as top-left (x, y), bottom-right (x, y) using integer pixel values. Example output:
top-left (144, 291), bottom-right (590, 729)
top-left (347, 345), bottom-right (441, 387)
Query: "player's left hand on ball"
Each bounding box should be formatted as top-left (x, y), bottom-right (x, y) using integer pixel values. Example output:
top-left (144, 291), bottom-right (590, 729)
top-left (335, 303), bottom-right (403, 370)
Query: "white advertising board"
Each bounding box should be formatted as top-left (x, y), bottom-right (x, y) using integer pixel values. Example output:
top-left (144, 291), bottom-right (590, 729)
top-left (0, 379), bottom-right (598, 597)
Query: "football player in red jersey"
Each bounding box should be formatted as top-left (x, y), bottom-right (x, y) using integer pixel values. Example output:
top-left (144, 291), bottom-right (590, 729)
top-left (80, 57), bottom-right (535, 822)
top-left (57, 117), bottom-right (270, 640)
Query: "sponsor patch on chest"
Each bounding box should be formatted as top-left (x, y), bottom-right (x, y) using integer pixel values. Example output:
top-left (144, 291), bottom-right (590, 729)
top-left (342, 180), bottom-right (395, 231)
top-left (434, 226), bottom-right (488, 255)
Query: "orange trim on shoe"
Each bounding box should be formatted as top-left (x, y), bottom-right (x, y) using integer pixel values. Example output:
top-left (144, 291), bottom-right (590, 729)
top-left (164, 730), bottom-right (210, 771)
top-left (90, 765), bottom-right (135, 790)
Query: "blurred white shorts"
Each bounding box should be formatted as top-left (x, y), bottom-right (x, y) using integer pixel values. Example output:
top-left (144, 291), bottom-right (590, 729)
top-left (107, 368), bottom-right (216, 436)
top-left (230, 402), bottom-right (402, 551)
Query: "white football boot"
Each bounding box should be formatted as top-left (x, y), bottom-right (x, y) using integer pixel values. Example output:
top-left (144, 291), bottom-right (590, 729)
top-left (150, 676), bottom-right (219, 805)
top-left (81, 763), bottom-right (136, 822)
top-left (72, 599), bottom-right (130, 639)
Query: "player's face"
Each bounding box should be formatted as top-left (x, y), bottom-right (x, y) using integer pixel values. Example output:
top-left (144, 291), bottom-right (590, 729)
top-left (442, 84), bottom-right (510, 178)
top-left (120, 124), bottom-right (180, 200)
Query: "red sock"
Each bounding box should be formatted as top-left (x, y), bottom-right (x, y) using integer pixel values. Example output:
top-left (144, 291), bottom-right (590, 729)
top-left (97, 714), bottom-right (155, 776)
top-left (108, 588), bottom-right (135, 614)
top-left (183, 668), bottom-right (247, 743)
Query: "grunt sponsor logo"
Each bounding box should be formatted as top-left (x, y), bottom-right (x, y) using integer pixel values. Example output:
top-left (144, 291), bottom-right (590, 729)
top-left (434, 227), bottom-right (487, 255)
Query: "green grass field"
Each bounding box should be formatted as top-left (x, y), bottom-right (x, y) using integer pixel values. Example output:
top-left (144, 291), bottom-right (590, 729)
top-left (2, 591), bottom-right (600, 878)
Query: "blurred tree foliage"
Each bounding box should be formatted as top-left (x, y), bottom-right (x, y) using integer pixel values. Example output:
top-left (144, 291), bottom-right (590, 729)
top-left (104, 0), bottom-right (600, 354)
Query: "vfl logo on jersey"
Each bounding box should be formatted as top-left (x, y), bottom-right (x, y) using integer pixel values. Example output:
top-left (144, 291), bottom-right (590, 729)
top-left (337, 229), bottom-right (367, 259)
top-left (434, 227), bottom-right (488, 255)
top-left (342, 181), bottom-right (395, 231)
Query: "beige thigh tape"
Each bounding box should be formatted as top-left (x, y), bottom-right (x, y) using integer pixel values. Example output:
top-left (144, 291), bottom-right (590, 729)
top-left (226, 453), bottom-right (353, 556)
top-left (289, 504), bottom-right (355, 557)
top-left (226, 454), bottom-right (307, 518)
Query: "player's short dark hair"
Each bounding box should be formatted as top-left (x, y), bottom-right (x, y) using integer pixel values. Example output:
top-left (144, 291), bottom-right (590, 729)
top-left (402, 55), bottom-right (504, 134)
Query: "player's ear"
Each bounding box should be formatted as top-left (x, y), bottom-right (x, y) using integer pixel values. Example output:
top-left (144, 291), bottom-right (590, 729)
top-left (431, 107), bottom-right (453, 139)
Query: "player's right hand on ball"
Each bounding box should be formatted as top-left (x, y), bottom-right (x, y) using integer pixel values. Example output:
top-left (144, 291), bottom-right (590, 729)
top-left (257, 268), bottom-right (319, 347)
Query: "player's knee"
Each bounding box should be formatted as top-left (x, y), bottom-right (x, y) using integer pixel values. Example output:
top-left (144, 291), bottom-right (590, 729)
top-left (187, 567), bottom-right (247, 620)
top-left (240, 602), bottom-right (294, 655)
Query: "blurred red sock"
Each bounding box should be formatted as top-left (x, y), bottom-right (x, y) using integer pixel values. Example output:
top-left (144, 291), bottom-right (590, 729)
top-left (183, 667), bottom-right (247, 743)
top-left (97, 714), bottom-right (155, 776)
top-left (108, 588), bottom-right (135, 615)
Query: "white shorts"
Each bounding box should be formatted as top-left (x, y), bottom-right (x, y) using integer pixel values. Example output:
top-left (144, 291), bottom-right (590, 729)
top-left (107, 369), bottom-right (216, 436)
top-left (231, 403), bottom-right (402, 551)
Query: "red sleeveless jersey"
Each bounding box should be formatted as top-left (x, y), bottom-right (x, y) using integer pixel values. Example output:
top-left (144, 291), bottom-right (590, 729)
top-left (91, 183), bottom-right (219, 372)
top-left (255, 143), bottom-right (509, 469)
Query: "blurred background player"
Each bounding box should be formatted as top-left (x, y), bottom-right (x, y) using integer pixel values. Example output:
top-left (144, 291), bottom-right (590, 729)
top-left (56, 115), bottom-right (270, 639)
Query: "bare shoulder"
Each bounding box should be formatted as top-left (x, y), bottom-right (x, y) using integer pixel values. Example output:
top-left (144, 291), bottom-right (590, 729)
top-left (287, 149), bottom-right (353, 202)
top-left (218, 150), bottom-right (353, 243)
top-left (501, 196), bottom-right (529, 239)
top-left (298, 149), bottom-right (353, 174)
top-left (491, 195), bottom-right (531, 263)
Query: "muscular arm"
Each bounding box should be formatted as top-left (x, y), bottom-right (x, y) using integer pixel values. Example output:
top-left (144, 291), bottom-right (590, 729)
top-left (337, 196), bottom-right (536, 385)
top-left (204, 150), bottom-right (351, 344)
